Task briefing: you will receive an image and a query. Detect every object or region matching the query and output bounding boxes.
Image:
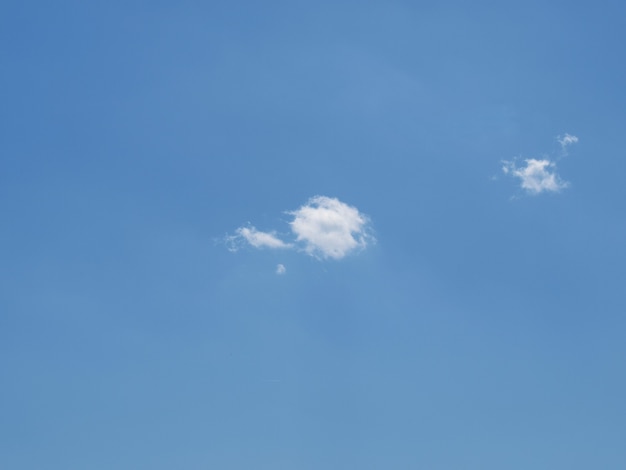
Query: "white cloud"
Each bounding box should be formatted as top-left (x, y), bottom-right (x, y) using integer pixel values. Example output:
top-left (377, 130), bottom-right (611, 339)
top-left (558, 133), bottom-right (579, 152)
top-left (276, 264), bottom-right (286, 275)
top-left (226, 226), bottom-right (291, 251)
top-left (502, 158), bottom-right (569, 194)
top-left (225, 196), bottom-right (373, 260)
top-left (501, 133), bottom-right (578, 195)
top-left (289, 196), bottom-right (373, 259)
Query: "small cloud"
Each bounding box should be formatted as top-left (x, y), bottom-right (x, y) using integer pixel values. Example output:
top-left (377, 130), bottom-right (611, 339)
top-left (501, 134), bottom-right (577, 196)
top-left (502, 158), bottom-right (569, 195)
top-left (557, 133), bottom-right (579, 155)
top-left (224, 196), bottom-right (374, 261)
top-left (226, 225), bottom-right (291, 252)
top-left (289, 196), bottom-right (374, 260)
top-left (276, 264), bottom-right (286, 275)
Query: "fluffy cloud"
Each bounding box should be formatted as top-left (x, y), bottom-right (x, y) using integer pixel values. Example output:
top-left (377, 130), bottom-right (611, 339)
top-left (289, 196), bottom-right (372, 259)
top-left (276, 264), bottom-right (286, 275)
top-left (225, 196), bottom-right (373, 260)
top-left (502, 133), bottom-right (577, 195)
top-left (502, 158), bottom-right (569, 194)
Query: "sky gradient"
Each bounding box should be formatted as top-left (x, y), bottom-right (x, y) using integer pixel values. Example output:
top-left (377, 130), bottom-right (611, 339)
top-left (2, 1), bottom-right (626, 469)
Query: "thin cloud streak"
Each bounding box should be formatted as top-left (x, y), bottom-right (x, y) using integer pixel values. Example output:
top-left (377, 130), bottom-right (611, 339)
top-left (226, 226), bottom-right (292, 252)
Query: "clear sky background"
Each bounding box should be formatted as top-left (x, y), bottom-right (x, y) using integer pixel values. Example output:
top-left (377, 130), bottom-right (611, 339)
top-left (2, 1), bottom-right (626, 469)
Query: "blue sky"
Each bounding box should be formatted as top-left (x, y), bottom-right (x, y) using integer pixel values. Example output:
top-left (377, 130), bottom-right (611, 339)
top-left (2, 1), bottom-right (626, 468)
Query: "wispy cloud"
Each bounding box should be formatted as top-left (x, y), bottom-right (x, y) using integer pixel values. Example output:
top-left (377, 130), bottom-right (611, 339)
top-left (502, 133), bottom-right (577, 195)
top-left (502, 158), bottom-right (569, 194)
top-left (225, 196), bottom-right (374, 260)
top-left (557, 133), bottom-right (579, 154)
top-left (276, 264), bottom-right (286, 275)
top-left (226, 226), bottom-right (292, 252)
